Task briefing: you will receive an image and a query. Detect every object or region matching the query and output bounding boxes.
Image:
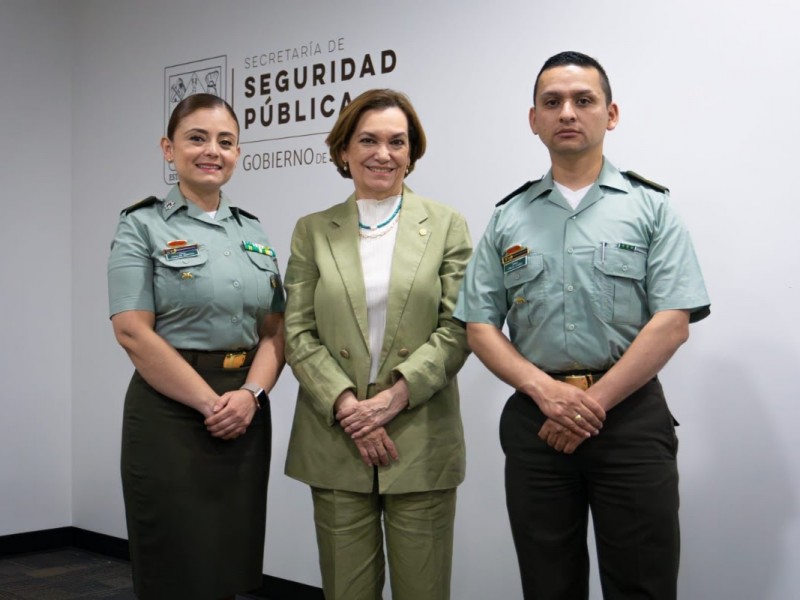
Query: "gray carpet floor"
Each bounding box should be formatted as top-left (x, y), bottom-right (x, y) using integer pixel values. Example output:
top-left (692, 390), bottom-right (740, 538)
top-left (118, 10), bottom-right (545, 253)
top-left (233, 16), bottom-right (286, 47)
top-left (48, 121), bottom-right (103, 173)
top-left (0, 549), bottom-right (261, 599)
top-left (0, 548), bottom-right (134, 599)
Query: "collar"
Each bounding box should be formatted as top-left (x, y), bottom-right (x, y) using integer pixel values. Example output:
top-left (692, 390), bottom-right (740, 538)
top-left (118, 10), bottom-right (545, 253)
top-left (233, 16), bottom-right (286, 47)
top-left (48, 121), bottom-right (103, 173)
top-left (161, 185), bottom-right (233, 221)
top-left (525, 157), bottom-right (627, 204)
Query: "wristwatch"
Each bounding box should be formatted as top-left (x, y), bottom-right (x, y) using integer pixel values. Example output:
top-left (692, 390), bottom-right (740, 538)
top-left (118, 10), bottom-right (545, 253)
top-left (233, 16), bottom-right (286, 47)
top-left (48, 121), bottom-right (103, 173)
top-left (240, 383), bottom-right (267, 409)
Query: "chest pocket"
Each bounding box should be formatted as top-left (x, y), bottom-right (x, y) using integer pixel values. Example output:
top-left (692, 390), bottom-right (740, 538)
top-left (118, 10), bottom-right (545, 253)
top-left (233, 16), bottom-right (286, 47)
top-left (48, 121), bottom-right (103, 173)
top-left (592, 246), bottom-right (648, 324)
top-left (244, 251), bottom-right (281, 310)
top-left (503, 253), bottom-right (544, 327)
top-left (154, 251), bottom-right (213, 309)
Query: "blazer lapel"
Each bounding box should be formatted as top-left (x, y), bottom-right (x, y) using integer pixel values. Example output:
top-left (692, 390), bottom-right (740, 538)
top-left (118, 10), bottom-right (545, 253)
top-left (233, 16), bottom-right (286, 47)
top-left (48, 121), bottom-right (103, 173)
top-left (326, 196), bottom-right (370, 349)
top-left (380, 190), bottom-right (430, 368)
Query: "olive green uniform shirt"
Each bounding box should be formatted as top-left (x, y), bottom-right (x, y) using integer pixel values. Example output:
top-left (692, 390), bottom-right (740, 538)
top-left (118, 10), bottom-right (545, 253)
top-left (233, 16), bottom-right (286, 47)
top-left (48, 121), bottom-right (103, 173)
top-left (108, 185), bottom-right (285, 350)
top-left (454, 159), bottom-right (709, 371)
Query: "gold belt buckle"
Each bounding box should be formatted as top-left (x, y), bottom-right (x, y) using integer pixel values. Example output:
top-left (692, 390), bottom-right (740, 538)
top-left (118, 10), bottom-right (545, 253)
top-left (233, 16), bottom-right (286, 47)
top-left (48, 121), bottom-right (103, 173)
top-left (562, 374), bottom-right (592, 391)
top-left (223, 352), bottom-right (247, 369)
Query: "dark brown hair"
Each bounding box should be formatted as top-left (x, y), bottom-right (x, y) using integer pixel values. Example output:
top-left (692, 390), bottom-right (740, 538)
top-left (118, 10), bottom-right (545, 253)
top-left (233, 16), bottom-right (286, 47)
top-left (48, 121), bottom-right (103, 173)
top-left (166, 93), bottom-right (240, 140)
top-left (326, 89), bottom-right (427, 178)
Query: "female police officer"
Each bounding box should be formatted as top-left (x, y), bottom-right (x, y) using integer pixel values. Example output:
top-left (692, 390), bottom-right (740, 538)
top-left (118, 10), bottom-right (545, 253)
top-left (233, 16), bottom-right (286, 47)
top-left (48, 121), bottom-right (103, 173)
top-left (108, 93), bottom-right (285, 600)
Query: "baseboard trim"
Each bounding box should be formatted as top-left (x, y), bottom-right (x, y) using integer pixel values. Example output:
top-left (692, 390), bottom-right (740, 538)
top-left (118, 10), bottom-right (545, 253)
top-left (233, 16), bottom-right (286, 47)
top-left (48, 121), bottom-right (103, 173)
top-left (0, 527), bottom-right (323, 599)
top-left (0, 527), bottom-right (74, 557)
top-left (253, 574), bottom-right (324, 600)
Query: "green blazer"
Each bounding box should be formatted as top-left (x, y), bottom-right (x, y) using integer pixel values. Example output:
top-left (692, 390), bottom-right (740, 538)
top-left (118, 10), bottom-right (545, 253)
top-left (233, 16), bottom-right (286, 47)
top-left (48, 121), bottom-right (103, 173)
top-left (283, 188), bottom-right (472, 494)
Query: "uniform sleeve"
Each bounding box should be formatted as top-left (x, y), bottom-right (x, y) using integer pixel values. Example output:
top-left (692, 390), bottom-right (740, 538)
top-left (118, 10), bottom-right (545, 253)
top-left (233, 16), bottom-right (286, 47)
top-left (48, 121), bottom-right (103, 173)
top-left (392, 212), bottom-right (472, 409)
top-left (283, 217), bottom-right (356, 425)
top-left (108, 214), bottom-right (155, 317)
top-left (454, 210), bottom-right (509, 328)
top-left (645, 195), bottom-right (710, 322)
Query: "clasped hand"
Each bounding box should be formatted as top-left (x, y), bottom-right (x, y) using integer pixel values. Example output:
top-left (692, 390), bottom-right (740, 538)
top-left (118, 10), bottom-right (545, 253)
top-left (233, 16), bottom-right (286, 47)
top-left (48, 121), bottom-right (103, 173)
top-left (336, 380), bottom-right (410, 439)
top-left (535, 379), bottom-right (606, 454)
top-left (335, 384), bottom-right (410, 467)
top-left (203, 390), bottom-right (256, 440)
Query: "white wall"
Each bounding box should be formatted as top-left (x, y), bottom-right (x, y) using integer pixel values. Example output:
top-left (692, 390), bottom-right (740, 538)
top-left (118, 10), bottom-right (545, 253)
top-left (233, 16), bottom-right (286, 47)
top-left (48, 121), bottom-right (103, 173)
top-left (3, 0), bottom-right (799, 598)
top-left (0, 0), bottom-right (73, 535)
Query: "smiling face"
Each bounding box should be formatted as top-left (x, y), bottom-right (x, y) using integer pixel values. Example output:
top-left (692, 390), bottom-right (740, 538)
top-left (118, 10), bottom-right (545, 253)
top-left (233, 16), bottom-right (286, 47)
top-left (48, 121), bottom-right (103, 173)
top-left (530, 64), bottom-right (619, 161)
top-left (341, 107), bottom-right (410, 200)
top-left (160, 106), bottom-right (240, 204)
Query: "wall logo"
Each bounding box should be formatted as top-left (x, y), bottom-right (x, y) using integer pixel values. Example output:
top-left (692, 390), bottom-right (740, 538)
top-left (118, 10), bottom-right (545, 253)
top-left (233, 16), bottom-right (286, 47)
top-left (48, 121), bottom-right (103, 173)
top-left (162, 40), bottom-right (399, 180)
top-left (163, 56), bottom-right (228, 184)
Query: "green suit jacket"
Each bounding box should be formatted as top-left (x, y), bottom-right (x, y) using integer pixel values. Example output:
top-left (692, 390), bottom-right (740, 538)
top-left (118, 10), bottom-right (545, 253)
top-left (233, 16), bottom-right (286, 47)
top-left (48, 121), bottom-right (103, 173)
top-left (283, 188), bottom-right (472, 494)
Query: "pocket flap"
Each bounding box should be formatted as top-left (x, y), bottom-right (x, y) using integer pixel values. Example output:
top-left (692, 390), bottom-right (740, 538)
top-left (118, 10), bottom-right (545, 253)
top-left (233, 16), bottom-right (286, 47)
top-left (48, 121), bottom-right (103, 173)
top-left (503, 253), bottom-right (544, 288)
top-left (594, 247), bottom-right (646, 280)
top-left (244, 251), bottom-right (279, 273)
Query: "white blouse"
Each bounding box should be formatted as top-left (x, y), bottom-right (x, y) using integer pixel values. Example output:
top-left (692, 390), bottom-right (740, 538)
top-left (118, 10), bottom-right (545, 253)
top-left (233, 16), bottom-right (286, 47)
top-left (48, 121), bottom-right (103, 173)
top-left (356, 194), bottom-right (402, 383)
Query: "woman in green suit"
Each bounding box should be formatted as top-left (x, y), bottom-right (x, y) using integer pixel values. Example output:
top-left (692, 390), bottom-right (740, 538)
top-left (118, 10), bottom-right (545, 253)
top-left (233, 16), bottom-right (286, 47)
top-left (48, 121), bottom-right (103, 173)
top-left (284, 89), bottom-right (472, 600)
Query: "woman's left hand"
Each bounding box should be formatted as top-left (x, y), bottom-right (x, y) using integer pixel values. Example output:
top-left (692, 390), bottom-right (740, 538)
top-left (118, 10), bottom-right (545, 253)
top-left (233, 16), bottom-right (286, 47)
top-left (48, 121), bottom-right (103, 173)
top-left (204, 390), bottom-right (257, 440)
top-left (336, 379), bottom-right (410, 439)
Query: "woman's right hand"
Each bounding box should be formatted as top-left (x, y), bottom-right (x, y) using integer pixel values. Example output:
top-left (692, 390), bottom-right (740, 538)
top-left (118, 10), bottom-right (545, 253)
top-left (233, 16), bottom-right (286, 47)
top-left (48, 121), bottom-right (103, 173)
top-left (204, 389), bottom-right (257, 440)
top-left (335, 390), bottom-right (399, 465)
top-left (353, 426), bottom-right (399, 466)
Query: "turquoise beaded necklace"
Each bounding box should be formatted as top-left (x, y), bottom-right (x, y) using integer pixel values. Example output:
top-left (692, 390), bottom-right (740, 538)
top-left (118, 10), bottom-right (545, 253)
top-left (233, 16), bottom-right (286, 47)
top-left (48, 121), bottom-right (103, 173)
top-left (358, 197), bottom-right (403, 231)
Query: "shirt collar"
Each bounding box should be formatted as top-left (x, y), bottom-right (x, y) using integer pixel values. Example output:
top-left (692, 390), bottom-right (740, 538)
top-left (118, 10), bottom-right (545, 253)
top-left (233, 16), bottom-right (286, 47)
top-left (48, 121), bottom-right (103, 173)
top-left (525, 156), bottom-right (627, 204)
top-left (161, 185), bottom-right (233, 222)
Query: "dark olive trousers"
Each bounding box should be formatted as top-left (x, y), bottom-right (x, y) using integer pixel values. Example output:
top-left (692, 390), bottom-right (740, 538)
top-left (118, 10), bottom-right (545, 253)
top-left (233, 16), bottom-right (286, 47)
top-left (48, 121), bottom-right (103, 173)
top-left (501, 378), bottom-right (680, 600)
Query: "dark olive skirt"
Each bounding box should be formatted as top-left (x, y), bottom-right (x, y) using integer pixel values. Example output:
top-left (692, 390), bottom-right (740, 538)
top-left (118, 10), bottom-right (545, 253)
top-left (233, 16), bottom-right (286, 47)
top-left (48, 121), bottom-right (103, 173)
top-left (120, 368), bottom-right (270, 600)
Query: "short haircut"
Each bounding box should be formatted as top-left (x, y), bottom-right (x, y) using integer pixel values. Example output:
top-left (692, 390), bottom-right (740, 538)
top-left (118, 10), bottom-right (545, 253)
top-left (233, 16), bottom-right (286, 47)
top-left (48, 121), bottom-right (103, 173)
top-left (326, 89), bottom-right (427, 179)
top-left (533, 51), bottom-right (612, 106)
top-left (166, 93), bottom-right (239, 140)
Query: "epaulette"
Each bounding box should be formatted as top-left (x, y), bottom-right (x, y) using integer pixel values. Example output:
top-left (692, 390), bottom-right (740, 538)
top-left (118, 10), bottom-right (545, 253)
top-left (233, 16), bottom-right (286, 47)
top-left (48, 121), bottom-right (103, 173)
top-left (495, 178), bottom-right (541, 207)
top-left (120, 196), bottom-right (159, 215)
top-left (233, 207), bottom-right (260, 221)
top-left (231, 206), bottom-right (260, 227)
top-left (623, 171), bottom-right (669, 193)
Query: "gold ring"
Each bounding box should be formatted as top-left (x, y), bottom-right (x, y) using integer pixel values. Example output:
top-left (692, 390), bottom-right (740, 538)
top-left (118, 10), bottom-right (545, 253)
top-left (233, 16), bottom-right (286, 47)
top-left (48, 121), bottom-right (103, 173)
top-left (574, 414), bottom-right (582, 422)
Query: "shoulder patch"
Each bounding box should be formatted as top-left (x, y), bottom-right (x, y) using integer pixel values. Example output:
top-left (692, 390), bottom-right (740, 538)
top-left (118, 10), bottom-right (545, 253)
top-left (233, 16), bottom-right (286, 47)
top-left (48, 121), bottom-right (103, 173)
top-left (231, 206), bottom-right (260, 223)
top-left (624, 171), bottom-right (669, 193)
top-left (120, 196), bottom-right (159, 215)
top-left (496, 179), bottom-right (541, 207)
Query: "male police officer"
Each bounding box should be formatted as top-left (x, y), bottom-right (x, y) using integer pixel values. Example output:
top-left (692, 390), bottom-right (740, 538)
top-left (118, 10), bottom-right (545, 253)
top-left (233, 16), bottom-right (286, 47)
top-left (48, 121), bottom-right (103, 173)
top-left (455, 51), bottom-right (710, 599)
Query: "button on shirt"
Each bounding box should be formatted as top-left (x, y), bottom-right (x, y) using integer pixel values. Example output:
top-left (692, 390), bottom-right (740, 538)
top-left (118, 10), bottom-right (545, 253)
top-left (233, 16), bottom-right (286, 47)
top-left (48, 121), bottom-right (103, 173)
top-left (454, 159), bottom-right (710, 372)
top-left (108, 185), bottom-right (285, 350)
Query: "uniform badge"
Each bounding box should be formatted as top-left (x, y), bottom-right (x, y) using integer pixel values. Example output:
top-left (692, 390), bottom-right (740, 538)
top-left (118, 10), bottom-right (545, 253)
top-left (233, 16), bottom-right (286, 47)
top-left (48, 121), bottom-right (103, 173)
top-left (163, 240), bottom-right (199, 260)
top-left (242, 241), bottom-right (276, 257)
top-left (502, 244), bottom-right (530, 273)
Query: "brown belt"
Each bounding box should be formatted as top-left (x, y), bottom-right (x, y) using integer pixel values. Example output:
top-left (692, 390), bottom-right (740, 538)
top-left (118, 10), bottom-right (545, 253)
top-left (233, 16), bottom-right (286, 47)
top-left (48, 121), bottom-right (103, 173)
top-left (177, 348), bottom-right (256, 370)
top-left (548, 371), bottom-right (607, 391)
